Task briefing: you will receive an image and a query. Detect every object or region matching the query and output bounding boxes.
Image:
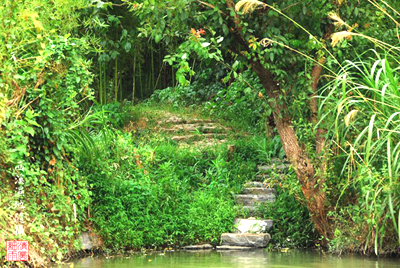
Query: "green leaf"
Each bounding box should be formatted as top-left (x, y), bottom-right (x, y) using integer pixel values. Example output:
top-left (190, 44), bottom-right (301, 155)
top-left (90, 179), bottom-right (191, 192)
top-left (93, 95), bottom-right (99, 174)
top-left (124, 42), bottom-right (132, 52)
top-left (222, 24), bottom-right (229, 36)
top-left (154, 34), bottom-right (162, 44)
top-left (16, 145), bottom-right (27, 155)
top-left (365, 114), bottom-right (376, 165)
top-left (24, 127), bottom-right (35, 136)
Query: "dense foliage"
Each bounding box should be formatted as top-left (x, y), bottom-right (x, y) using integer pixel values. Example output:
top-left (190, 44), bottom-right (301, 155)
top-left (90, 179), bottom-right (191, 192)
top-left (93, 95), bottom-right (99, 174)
top-left (1, 0), bottom-right (399, 266)
top-left (1, 0), bottom-right (95, 265)
top-left (134, 0), bottom-right (399, 253)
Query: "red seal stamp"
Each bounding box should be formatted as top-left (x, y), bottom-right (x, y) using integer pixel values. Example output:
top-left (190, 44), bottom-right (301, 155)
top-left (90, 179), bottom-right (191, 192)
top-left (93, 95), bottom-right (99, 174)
top-left (6, 241), bottom-right (29, 261)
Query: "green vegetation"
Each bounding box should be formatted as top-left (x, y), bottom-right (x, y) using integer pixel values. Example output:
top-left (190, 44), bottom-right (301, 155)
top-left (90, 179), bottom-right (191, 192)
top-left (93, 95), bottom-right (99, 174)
top-left (77, 105), bottom-right (240, 249)
top-left (322, 53), bottom-right (400, 254)
top-left (0, 0), bottom-right (399, 266)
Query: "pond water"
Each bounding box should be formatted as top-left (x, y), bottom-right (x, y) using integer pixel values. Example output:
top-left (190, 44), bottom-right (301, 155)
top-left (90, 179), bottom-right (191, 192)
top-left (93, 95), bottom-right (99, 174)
top-left (63, 249), bottom-right (400, 268)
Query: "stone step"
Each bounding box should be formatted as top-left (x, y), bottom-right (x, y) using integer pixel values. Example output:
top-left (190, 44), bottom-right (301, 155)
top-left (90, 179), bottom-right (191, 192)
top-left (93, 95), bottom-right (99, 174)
top-left (255, 174), bottom-right (284, 180)
top-left (255, 174), bottom-right (271, 181)
top-left (80, 232), bottom-right (101, 250)
top-left (178, 139), bottom-right (228, 148)
top-left (216, 245), bottom-right (254, 250)
top-left (171, 133), bottom-right (227, 142)
top-left (257, 163), bottom-right (290, 172)
top-left (164, 117), bottom-right (214, 124)
top-left (162, 124), bottom-right (230, 134)
top-left (220, 233), bottom-right (271, 248)
top-left (235, 194), bottom-right (276, 206)
top-left (163, 127), bottom-right (224, 134)
top-left (182, 244), bottom-right (214, 250)
top-left (234, 218), bottom-right (273, 233)
top-left (243, 181), bottom-right (271, 188)
top-left (242, 187), bottom-right (276, 195)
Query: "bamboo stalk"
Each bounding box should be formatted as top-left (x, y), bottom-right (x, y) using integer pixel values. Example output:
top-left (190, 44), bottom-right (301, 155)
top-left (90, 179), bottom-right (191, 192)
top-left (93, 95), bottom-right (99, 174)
top-left (114, 57), bottom-right (118, 102)
top-left (154, 62), bottom-right (165, 90)
top-left (103, 62), bottom-right (107, 104)
top-left (133, 52), bottom-right (136, 103)
top-left (99, 62), bottom-right (103, 104)
top-left (139, 63), bottom-right (143, 99)
top-left (151, 43), bottom-right (155, 93)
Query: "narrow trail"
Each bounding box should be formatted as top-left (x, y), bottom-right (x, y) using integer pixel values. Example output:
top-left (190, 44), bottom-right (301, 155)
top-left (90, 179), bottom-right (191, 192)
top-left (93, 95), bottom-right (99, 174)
top-left (126, 107), bottom-right (291, 250)
top-left (156, 112), bottom-right (235, 148)
top-left (126, 108), bottom-right (244, 148)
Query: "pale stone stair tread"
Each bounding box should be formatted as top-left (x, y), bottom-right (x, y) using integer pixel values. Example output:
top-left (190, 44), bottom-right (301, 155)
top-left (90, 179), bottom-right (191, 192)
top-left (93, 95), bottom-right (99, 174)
top-left (216, 245), bottom-right (254, 250)
top-left (243, 181), bottom-right (272, 188)
top-left (178, 139), bottom-right (228, 148)
top-left (162, 126), bottom-right (225, 134)
top-left (234, 218), bottom-right (273, 233)
top-left (257, 164), bottom-right (290, 172)
top-left (235, 194), bottom-right (276, 205)
top-left (175, 122), bottom-right (218, 127)
top-left (161, 123), bottom-right (231, 133)
top-left (182, 244), bottom-right (214, 250)
top-left (255, 174), bottom-right (284, 181)
top-left (242, 187), bottom-right (276, 195)
top-left (80, 232), bottom-right (101, 250)
top-left (163, 117), bottom-right (214, 124)
top-left (171, 133), bottom-right (227, 142)
top-left (220, 233), bottom-right (271, 248)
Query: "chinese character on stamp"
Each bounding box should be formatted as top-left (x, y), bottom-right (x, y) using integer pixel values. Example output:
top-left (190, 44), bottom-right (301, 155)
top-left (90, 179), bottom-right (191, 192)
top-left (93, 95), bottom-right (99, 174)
top-left (6, 241), bottom-right (29, 261)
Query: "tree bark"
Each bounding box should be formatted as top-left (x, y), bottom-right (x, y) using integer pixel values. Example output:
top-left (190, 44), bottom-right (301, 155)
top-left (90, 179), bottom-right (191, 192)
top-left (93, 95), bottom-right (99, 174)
top-left (310, 61), bottom-right (324, 154)
top-left (252, 60), bottom-right (331, 243)
top-left (310, 59), bottom-right (328, 177)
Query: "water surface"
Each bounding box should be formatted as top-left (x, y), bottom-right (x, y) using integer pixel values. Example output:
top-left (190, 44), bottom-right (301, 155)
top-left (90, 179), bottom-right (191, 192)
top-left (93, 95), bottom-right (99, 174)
top-left (65, 249), bottom-right (400, 268)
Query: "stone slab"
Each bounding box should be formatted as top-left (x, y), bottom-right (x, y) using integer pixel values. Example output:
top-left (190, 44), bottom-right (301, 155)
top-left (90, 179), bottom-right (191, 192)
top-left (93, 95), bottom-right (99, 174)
top-left (244, 181), bottom-right (268, 188)
top-left (80, 232), bottom-right (101, 250)
top-left (164, 117), bottom-right (213, 124)
top-left (255, 174), bottom-right (284, 181)
top-left (216, 245), bottom-right (254, 250)
top-left (162, 125), bottom-right (226, 133)
top-left (257, 164), bottom-right (290, 172)
top-left (171, 133), bottom-right (227, 142)
top-left (242, 187), bottom-right (276, 195)
top-left (220, 233), bottom-right (271, 248)
top-left (234, 218), bottom-right (273, 233)
top-left (182, 244), bottom-right (214, 250)
top-left (235, 194), bottom-right (276, 205)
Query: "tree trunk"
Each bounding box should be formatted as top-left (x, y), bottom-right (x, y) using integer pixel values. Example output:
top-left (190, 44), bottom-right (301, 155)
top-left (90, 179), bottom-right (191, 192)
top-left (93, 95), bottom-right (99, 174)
top-left (310, 59), bottom-right (328, 176)
top-left (252, 60), bottom-right (332, 244)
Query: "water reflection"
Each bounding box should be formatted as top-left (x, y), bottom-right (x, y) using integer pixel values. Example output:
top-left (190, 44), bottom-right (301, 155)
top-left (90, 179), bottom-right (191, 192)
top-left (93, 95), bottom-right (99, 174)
top-left (61, 249), bottom-right (400, 268)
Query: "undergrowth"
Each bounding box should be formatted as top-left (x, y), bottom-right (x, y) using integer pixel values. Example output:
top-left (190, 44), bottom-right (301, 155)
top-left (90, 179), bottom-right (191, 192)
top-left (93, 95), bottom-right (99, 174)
top-left (73, 103), bottom-right (274, 249)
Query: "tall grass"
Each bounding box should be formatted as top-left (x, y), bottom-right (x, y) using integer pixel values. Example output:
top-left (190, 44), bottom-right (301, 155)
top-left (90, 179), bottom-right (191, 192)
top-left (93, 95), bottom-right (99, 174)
top-left (320, 51), bottom-right (400, 254)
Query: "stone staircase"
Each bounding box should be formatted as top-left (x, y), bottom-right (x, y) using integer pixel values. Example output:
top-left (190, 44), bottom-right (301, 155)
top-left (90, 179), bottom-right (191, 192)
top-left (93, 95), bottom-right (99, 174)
top-left (155, 113), bottom-right (290, 251)
top-left (217, 159), bottom-right (289, 250)
top-left (158, 115), bottom-right (233, 148)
